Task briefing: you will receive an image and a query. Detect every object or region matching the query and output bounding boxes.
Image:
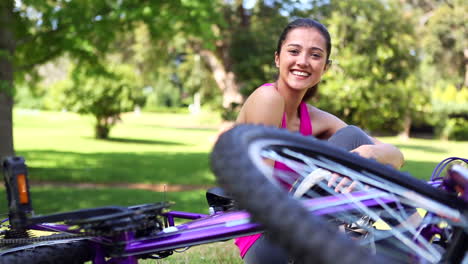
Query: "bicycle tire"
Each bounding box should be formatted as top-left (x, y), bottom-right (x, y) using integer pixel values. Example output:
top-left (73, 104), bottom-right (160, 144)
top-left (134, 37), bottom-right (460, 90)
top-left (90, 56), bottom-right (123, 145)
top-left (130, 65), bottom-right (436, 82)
top-left (211, 124), bottom-right (386, 264)
top-left (211, 124), bottom-right (466, 264)
top-left (0, 235), bottom-right (93, 264)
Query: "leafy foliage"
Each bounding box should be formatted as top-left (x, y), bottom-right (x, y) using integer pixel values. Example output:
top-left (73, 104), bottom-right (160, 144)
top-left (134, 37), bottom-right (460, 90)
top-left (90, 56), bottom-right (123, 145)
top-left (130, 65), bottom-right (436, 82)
top-left (56, 63), bottom-right (145, 139)
top-left (314, 0), bottom-right (419, 133)
top-left (420, 0), bottom-right (467, 87)
top-left (441, 118), bottom-right (468, 141)
top-left (432, 84), bottom-right (468, 140)
top-left (9, 0), bottom-right (221, 92)
top-left (228, 1), bottom-right (289, 95)
top-left (2, 0), bottom-right (467, 145)
top-left (13, 0), bottom-right (220, 77)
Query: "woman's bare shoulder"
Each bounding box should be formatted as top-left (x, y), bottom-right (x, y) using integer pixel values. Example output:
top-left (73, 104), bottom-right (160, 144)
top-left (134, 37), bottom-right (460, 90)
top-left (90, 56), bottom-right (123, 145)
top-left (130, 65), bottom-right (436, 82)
top-left (237, 85), bottom-right (285, 125)
top-left (249, 85), bottom-right (283, 102)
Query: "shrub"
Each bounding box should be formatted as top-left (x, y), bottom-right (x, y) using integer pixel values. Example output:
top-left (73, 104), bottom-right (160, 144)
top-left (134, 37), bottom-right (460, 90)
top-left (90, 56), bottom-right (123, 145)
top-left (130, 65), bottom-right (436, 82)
top-left (441, 118), bottom-right (468, 141)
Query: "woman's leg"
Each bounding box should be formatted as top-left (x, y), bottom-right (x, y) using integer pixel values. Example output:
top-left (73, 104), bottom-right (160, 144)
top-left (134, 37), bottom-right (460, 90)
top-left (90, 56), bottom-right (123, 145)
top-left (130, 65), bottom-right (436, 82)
top-left (327, 125), bottom-right (374, 151)
top-left (243, 235), bottom-right (290, 264)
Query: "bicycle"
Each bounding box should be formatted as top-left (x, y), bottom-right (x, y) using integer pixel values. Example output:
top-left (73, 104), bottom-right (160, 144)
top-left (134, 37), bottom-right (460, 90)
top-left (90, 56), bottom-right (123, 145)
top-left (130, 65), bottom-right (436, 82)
top-left (211, 124), bottom-right (468, 264)
top-left (1, 156), bottom-right (258, 264)
top-left (1, 124), bottom-right (467, 263)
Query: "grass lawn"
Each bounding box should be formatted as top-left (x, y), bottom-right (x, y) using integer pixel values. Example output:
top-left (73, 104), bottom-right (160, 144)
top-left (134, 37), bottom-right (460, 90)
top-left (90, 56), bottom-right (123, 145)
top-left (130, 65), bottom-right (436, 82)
top-left (12, 109), bottom-right (467, 184)
top-left (6, 110), bottom-right (245, 263)
top-left (2, 109), bottom-right (467, 263)
top-left (7, 109), bottom-right (468, 216)
top-left (380, 136), bottom-right (467, 180)
top-left (138, 242), bottom-right (243, 264)
top-left (0, 187), bottom-right (209, 215)
top-left (13, 110), bottom-right (221, 185)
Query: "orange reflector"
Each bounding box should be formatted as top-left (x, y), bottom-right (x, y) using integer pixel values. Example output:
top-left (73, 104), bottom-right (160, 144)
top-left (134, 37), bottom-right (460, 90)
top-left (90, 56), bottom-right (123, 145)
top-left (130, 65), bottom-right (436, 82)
top-left (17, 174), bottom-right (29, 204)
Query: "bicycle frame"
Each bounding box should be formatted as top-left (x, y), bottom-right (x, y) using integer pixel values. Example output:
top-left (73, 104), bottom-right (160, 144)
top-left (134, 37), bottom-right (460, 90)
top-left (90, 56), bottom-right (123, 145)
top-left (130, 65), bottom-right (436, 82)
top-left (2, 156), bottom-right (467, 264)
top-left (3, 191), bottom-right (404, 264)
top-left (16, 211), bottom-right (260, 264)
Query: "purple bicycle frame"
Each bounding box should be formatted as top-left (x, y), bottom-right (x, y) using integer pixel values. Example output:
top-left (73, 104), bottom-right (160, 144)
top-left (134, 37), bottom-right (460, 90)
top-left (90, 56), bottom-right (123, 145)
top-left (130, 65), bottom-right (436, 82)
top-left (12, 165), bottom-right (468, 264)
top-left (25, 189), bottom-right (396, 264)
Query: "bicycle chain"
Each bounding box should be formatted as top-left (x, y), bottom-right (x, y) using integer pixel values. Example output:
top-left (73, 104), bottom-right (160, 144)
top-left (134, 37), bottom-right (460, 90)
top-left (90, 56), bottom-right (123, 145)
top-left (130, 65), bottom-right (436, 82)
top-left (92, 219), bottom-right (161, 240)
top-left (0, 219), bottom-right (170, 259)
top-left (0, 232), bottom-right (87, 245)
top-left (1, 203), bottom-right (168, 247)
top-left (1, 217), bottom-right (161, 246)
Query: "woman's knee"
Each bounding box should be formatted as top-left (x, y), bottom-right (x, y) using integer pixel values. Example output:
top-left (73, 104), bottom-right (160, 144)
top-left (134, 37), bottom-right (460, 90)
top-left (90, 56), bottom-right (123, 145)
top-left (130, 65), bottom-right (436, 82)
top-left (243, 236), bottom-right (290, 264)
top-left (328, 125), bottom-right (374, 151)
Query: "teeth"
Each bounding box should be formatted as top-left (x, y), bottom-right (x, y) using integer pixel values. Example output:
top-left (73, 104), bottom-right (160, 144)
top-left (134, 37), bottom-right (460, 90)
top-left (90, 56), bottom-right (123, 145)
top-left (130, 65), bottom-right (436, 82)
top-left (292, 71), bottom-right (310, 77)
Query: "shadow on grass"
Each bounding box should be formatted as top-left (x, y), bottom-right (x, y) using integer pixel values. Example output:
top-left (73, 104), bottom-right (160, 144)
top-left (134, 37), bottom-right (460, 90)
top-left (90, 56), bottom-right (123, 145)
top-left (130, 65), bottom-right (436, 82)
top-left (129, 124), bottom-right (218, 132)
top-left (103, 137), bottom-right (186, 146)
top-left (394, 144), bottom-right (446, 154)
top-left (16, 149), bottom-right (449, 185)
top-left (0, 187), bottom-right (208, 215)
top-left (16, 150), bottom-right (215, 185)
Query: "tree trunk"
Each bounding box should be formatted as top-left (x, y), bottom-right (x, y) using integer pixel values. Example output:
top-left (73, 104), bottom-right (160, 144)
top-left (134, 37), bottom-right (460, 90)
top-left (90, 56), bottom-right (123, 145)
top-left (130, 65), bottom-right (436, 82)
top-left (95, 116), bottom-right (112, 139)
top-left (398, 114), bottom-right (411, 141)
top-left (199, 50), bottom-right (243, 108)
top-left (0, 0), bottom-right (15, 160)
top-left (464, 48), bottom-right (468, 88)
top-left (0, 93), bottom-right (14, 159)
top-left (95, 124), bottom-right (110, 139)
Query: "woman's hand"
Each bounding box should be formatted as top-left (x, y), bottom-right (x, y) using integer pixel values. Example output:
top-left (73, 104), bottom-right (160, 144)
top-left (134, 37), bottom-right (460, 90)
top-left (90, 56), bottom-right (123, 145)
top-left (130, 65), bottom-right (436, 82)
top-left (327, 143), bottom-right (404, 193)
top-left (327, 173), bottom-right (363, 193)
top-left (327, 144), bottom-right (376, 193)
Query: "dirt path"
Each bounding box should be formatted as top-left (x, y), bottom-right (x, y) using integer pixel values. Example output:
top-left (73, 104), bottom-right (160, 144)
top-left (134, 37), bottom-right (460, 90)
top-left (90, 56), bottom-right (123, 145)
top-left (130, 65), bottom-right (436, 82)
top-left (30, 180), bottom-right (214, 192)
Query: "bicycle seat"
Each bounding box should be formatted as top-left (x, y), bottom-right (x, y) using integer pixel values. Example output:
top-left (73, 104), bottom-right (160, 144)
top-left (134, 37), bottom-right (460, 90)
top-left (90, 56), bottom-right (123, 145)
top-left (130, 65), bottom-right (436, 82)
top-left (206, 187), bottom-right (236, 213)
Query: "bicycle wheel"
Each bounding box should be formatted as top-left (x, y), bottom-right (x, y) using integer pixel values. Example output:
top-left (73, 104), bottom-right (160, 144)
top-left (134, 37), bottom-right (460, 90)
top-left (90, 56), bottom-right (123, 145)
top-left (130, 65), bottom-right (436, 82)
top-left (0, 233), bottom-right (93, 264)
top-left (211, 124), bottom-right (467, 264)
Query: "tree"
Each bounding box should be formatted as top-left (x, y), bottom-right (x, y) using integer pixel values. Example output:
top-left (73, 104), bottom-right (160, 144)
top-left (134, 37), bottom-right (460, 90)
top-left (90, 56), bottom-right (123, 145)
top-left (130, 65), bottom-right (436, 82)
top-left (406, 0), bottom-right (467, 88)
top-left (230, 0), bottom-right (290, 95)
top-left (0, 1), bottom-right (15, 160)
top-left (311, 0), bottom-right (419, 134)
top-left (57, 63), bottom-right (144, 139)
top-left (0, 0), bottom-right (220, 158)
top-left (401, 0), bottom-right (467, 139)
top-left (184, 0), bottom-right (293, 118)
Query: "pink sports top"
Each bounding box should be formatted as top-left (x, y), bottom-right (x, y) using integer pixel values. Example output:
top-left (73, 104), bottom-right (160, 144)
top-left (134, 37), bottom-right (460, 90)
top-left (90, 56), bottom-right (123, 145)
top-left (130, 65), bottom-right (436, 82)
top-left (234, 83), bottom-right (313, 258)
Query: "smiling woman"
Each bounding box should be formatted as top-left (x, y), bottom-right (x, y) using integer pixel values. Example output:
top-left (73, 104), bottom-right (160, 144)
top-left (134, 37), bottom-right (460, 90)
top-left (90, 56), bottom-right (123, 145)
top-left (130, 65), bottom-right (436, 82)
top-left (231, 18), bottom-right (405, 264)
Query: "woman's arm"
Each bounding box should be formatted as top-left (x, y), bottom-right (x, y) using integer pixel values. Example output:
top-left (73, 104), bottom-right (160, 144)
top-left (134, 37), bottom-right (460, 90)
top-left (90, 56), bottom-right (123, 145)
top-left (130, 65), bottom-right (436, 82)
top-left (310, 105), bottom-right (404, 169)
top-left (309, 106), bottom-right (347, 139)
top-left (352, 139), bottom-right (405, 169)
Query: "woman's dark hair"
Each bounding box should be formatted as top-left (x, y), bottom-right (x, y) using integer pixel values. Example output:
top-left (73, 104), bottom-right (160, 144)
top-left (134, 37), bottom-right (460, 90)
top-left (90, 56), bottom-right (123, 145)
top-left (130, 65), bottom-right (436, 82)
top-left (276, 18), bottom-right (332, 101)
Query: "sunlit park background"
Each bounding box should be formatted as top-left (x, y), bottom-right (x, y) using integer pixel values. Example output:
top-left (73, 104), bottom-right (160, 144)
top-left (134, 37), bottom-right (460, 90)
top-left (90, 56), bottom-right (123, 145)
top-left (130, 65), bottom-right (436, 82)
top-left (0, 0), bottom-right (467, 263)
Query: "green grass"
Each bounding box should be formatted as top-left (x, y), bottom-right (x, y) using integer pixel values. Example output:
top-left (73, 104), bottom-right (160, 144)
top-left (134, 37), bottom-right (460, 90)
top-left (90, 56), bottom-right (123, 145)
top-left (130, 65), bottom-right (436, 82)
top-left (380, 136), bottom-right (468, 180)
top-left (142, 242), bottom-right (242, 264)
top-left (14, 110), bottom-right (221, 185)
top-left (8, 110), bottom-right (244, 264)
top-left (13, 110), bottom-right (468, 184)
top-left (0, 187), bottom-right (208, 215)
top-left (8, 109), bottom-right (468, 213)
top-left (3, 109), bottom-right (467, 263)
